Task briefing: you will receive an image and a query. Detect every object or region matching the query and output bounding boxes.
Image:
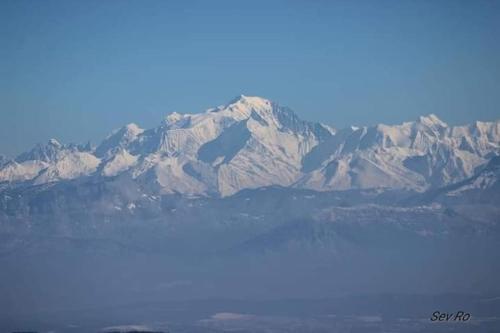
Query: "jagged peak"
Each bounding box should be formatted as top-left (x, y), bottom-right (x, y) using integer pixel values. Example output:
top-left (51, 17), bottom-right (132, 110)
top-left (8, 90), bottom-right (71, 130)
top-left (95, 123), bottom-right (143, 158)
top-left (164, 112), bottom-right (184, 123)
top-left (471, 120), bottom-right (496, 133)
top-left (107, 123), bottom-right (144, 138)
top-left (14, 138), bottom-right (66, 163)
top-left (417, 114), bottom-right (447, 128)
top-left (80, 141), bottom-right (93, 152)
top-left (222, 95), bottom-right (335, 138)
top-left (228, 94), bottom-right (271, 106)
top-left (48, 138), bottom-right (62, 147)
top-left (124, 122), bottom-right (143, 133)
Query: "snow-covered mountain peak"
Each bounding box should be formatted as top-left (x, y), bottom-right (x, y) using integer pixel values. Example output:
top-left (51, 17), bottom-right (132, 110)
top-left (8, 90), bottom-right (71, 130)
top-left (124, 123), bottom-right (143, 135)
top-left (237, 94), bottom-right (271, 106)
top-left (95, 123), bottom-right (144, 158)
top-left (164, 112), bottom-right (184, 124)
top-left (417, 114), bottom-right (447, 128)
top-left (160, 96), bottom-right (273, 131)
top-left (228, 94), bottom-right (271, 107)
top-left (48, 138), bottom-right (62, 148)
top-left (219, 95), bottom-right (331, 137)
top-left (222, 95), bottom-right (274, 121)
top-left (15, 138), bottom-right (65, 163)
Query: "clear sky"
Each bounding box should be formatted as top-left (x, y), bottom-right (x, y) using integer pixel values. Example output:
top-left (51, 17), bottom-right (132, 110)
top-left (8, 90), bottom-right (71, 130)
top-left (1, 0), bottom-right (499, 157)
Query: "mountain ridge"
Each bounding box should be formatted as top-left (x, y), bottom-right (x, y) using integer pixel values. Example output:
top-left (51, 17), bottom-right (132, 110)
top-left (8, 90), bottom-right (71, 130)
top-left (0, 96), bottom-right (499, 197)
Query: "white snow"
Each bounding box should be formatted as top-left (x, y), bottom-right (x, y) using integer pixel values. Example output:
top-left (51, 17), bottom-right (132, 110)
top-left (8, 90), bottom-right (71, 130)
top-left (1, 96), bottom-right (498, 197)
top-left (0, 160), bottom-right (48, 182)
top-left (34, 151), bottom-right (101, 184)
top-left (102, 149), bottom-right (138, 177)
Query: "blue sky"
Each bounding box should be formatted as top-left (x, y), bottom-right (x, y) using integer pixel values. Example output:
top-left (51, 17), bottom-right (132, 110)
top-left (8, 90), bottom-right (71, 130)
top-left (1, 0), bottom-right (499, 157)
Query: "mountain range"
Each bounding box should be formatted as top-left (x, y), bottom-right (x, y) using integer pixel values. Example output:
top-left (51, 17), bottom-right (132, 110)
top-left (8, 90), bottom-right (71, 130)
top-left (1, 96), bottom-right (500, 331)
top-left (1, 95), bottom-right (499, 198)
